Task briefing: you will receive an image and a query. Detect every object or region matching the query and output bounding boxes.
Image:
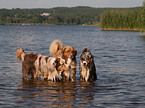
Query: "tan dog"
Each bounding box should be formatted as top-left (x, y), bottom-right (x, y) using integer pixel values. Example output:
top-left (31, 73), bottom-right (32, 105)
top-left (49, 40), bottom-right (77, 81)
top-left (16, 48), bottom-right (69, 81)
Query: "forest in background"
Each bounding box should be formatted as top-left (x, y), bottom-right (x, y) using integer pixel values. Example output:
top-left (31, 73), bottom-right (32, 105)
top-left (0, 6), bottom-right (106, 25)
top-left (0, 6), bottom-right (144, 31)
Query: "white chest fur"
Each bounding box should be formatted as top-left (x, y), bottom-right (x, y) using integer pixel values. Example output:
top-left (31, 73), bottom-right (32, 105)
top-left (64, 58), bottom-right (75, 80)
top-left (80, 62), bottom-right (90, 81)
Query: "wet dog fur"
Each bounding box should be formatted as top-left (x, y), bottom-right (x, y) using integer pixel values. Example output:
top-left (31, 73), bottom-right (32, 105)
top-left (80, 48), bottom-right (97, 81)
top-left (16, 48), bottom-right (69, 81)
top-left (49, 40), bottom-right (77, 81)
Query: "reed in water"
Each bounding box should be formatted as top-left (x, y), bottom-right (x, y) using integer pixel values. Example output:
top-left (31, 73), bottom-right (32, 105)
top-left (100, 8), bottom-right (145, 32)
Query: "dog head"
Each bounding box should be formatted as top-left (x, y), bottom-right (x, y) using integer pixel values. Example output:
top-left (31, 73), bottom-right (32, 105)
top-left (62, 46), bottom-right (77, 60)
top-left (16, 48), bottom-right (26, 62)
top-left (80, 48), bottom-right (93, 68)
top-left (54, 57), bottom-right (69, 73)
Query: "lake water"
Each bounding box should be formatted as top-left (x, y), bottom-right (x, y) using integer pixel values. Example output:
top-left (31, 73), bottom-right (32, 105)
top-left (0, 25), bottom-right (145, 107)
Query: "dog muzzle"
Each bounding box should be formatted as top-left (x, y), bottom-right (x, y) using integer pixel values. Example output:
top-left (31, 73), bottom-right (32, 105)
top-left (83, 61), bottom-right (87, 67)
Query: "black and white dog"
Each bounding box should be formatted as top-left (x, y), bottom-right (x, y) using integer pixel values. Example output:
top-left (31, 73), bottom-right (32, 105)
top-left (79, 48), bottom-right (97, 81)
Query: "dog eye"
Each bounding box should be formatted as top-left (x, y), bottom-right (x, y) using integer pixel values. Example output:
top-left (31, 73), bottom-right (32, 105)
top-left (87, 57), bottom-right (90, 60)
top-left (81, 58), bottom-right (84, 60)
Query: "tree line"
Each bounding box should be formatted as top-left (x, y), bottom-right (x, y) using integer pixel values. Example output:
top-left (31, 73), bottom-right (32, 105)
top-left (100, 7), bottom-right (145, 31)
top-left (0, 6), bottom-right (106, 25)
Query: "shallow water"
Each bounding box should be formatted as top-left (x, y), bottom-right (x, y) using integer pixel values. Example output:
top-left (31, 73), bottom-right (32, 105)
top-left (0, 25), bottom-right (145, 107)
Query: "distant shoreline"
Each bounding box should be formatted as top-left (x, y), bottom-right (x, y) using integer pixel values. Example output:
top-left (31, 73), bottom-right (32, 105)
top-left (0, 23), bottom-right (100, 26)
top-left (101, 28), bottom-right (145, 32)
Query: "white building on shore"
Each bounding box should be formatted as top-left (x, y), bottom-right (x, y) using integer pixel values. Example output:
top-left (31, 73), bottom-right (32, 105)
top-left (40, 13), bottom-right (51, 16)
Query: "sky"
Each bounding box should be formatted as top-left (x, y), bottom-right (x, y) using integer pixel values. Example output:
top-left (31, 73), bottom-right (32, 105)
top-left (0, 0), bottom-right (144, 9)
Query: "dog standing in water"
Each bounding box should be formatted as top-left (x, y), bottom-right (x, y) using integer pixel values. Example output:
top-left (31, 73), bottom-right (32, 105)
top-left (49, 40), bottom-right (77, 81)
top-left (16, 48), bottom-right (69, 81)
top-left (80, 48), bottom-right (97, 81)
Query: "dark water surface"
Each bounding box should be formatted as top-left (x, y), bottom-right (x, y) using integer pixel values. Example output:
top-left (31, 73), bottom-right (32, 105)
top-left (0, 25), bottom-right (145, 107)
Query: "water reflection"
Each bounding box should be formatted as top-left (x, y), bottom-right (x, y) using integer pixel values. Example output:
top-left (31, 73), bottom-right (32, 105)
top-left (17, 79), bottom-right (97, 107)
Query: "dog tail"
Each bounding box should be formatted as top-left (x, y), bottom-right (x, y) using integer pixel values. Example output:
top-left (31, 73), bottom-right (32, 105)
top-left (16, 48), bottom-right (26, 62)
top-left (49, 40), bottom-right (63, 56)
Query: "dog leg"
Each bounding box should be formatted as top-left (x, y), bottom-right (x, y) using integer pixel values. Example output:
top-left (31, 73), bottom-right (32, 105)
top-left (33, 74), bottom-right (37, 79)
top-left (80, 77), bottom-right (85, 81)
top-left (80, 72), bottom-right (85, 81)
top-left (31, 67), bottom-right (37, 79)
top-left (72, 71), bottom-right (76, 82)
top-left (62, 73), bottom-right (67, 82)
top-left (22, 63), bottom-right (29, 80)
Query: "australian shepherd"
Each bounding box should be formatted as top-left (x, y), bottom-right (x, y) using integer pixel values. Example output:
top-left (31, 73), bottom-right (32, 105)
top-left (49, 40), bottom-right (77, 81)
top-left (16, 48), bottom-right (69, 81)
top-left (80, 48), bottom-right (97, 81)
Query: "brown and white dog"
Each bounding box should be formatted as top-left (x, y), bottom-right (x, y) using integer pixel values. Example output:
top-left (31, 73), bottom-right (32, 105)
top-left (49, 40), bottom-right (77, 81)
top-left (80, 48), bottom-right (97, 81)
top-left (16, 48), bottom-right (69, 81)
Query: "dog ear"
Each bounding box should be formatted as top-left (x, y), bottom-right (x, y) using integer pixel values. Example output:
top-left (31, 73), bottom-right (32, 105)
top-left (90, 61), bottom-right (97, 81)
top-left (55, 57), bottom-right (60, 65)
top-left (54, 57), bottom-right (60, 70)
top-left (91, 54), bottom-right (94, 59)
top-left (73, 48), bottom-right (77, 55)
top-left (62, 47), bottom-right (66, 54)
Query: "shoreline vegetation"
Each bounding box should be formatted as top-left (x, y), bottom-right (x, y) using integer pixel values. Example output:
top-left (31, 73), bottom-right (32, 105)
top-left (101, 28), bottom-right (144, 32)
top-left (100, 8), bottom-right (145, 32)
top-left (0, 6), bottom-right (144, 32)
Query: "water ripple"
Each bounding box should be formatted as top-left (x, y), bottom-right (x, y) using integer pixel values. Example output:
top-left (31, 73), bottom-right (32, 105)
top-left (0, 25), bottom-right (145, 107)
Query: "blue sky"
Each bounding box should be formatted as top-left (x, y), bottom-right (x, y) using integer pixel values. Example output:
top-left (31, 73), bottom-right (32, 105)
top-left (0, 0), bottom-right (144, 9)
